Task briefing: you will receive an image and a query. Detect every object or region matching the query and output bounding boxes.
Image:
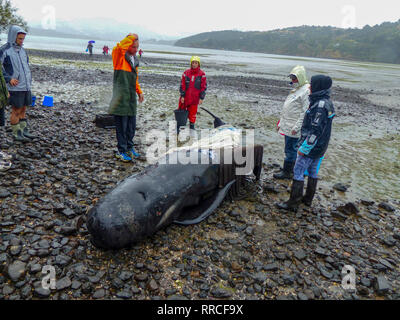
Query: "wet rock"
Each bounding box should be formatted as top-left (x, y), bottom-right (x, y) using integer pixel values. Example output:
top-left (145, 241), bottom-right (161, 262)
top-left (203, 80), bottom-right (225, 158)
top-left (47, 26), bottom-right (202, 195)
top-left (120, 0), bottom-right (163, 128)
top-left (71, 280), bottom-right (81, 290)
top-left (337, 202), bottom-right (359, 215)
top-left (62, 208), bottom-right (76, 219)
top-left (0, 188), bottom-right (11, 198)
top-left (378, 202), bottom-right (396, 212)
top-left (381, 236), bottom-right (396, 247)
top-left (297, 292), bottom-right (309, 300)
top-left (116, 291), bottom-right (132, 299)
top-left (118, 271), bottom-right (133, 282)
top-left (147, 279), bottom-right (159, 291)
top-left (167, 295), bottom-right (189, 300)
top-left (361, 199), bottom-right (375, 206)
top-left (211, 287), bottom-right (232, 298)
top-left (264, 263), bottom-right (279, 271)
top-left (374, 276), bottom-right (391, 295)
top-left (3, 284), bottom-right (14, 296)
top-left (56, 277), bottom-right (72, 291)
top-left (282, 274), bottom-right (295, 285)
top-left (34, 286), bottom-right (51, 298)
top-left (253, 272), bottom-right (267, 284)
top-left (93, 289), bottom-right (105, 299)
top-left (331, 210), bottom-right (348, 220)
top-left (135, 273), bottom-right (148, 282)
top-left (333, 183), bottom-right (348, 192)
top-left (293, 249), bottom-right (307, 261)
top-left (8, 261), bottom-right (26, 282)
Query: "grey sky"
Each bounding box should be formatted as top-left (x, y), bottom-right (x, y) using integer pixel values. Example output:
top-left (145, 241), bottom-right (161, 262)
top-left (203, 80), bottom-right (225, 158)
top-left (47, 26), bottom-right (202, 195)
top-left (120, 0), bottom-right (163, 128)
top-left (9, 0), bottom-right (400, 36)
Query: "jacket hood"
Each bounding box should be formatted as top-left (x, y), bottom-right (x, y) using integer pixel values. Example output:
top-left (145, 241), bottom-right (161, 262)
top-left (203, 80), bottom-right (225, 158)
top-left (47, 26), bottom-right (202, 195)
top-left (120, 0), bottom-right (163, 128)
top-left (113, 34), bottom-right (138, 52)
top-left (7, 25), bottom-right (27, 45)
top-left (289, 65), bottom-right (308, 87)
top-left (311, 75), bottom-right (333, 93)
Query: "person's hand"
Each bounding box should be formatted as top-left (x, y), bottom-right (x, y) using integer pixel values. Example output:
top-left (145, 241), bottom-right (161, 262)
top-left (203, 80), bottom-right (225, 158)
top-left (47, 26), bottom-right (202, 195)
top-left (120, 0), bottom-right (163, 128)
top-left (199, 99), bottom-right (203, 105)
top-left (181, 97), bottom-right (185, 104)
top-left (291, 129), bottom-right (297, 135)
top-left (10, 79), bottom-right (19, 86)
top-left (8, 92), bottom-right (10, 98)
top-left (138, 94), bottom-right (144, 103)
top-left (298, 151), bottom-right (304, 156)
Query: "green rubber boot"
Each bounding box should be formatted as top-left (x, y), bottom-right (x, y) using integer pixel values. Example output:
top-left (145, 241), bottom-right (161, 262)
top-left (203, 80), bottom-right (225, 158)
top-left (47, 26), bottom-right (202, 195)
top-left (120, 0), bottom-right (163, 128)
top-left (11, 123), bottom-right (30, 142)
top-left (19, 119), bottom-right (36, 139)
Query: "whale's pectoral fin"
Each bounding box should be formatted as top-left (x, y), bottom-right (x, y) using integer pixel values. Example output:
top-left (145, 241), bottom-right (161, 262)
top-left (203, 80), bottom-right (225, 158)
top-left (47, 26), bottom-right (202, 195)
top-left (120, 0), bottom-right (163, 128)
top-left (173, 180), bottom-right (236, 226)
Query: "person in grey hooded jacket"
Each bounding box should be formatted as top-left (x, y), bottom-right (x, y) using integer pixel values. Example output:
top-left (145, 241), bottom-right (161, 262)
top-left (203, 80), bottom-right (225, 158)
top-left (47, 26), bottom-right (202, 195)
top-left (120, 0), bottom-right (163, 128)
top-left (0, 25), bottom-right (35, 142)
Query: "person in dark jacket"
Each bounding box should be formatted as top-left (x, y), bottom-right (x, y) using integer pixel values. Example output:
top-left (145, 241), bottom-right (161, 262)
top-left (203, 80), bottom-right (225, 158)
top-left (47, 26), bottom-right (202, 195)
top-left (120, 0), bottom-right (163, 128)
top-left (0, 25), bottom-right (35, 142)
top-left (87, 42), bottom-right (94, 55)
top-left (179, 56), bottom-right (207, 131)
top-left (276, 75), bottom-right (335, 211)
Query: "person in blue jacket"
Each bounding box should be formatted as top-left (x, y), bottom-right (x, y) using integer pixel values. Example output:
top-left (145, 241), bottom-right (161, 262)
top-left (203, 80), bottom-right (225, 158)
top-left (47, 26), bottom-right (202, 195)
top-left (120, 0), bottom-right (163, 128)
top-left (0, 25), bottom-right (35, 142)
top-left (276, 75), bottom-right (336, 211)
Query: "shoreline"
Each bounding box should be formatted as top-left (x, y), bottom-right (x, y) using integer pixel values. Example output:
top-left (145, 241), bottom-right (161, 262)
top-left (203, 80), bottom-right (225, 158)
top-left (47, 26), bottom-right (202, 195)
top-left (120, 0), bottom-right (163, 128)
top-left (0, 48), bottom-right (399, 301)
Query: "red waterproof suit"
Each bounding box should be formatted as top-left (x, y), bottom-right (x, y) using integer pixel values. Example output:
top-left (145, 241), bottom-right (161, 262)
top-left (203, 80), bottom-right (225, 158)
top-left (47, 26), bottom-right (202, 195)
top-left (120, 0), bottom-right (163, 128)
top-left (179, 67), bottom-right (207, 124)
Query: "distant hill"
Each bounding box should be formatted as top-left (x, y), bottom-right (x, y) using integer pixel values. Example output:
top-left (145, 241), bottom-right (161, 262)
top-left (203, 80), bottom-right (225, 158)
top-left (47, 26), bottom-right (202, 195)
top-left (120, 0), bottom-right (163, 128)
top-left (175, 20), bottom-right (400, 64)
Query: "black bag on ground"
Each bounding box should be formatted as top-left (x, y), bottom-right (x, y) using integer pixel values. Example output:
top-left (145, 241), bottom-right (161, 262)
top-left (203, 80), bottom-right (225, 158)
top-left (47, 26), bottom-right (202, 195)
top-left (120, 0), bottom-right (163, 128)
top-left (94, 114), bottom-right (116, 129)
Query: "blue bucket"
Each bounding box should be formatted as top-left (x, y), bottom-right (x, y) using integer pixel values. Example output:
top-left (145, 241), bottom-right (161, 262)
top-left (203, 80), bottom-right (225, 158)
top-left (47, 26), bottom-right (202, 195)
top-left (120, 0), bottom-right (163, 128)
top-left (305, 156), bottom-right (324, 176)
top-left (31, 96), bottom-right (36, 107)
top-left (42, 96), bottom-right (54, 107)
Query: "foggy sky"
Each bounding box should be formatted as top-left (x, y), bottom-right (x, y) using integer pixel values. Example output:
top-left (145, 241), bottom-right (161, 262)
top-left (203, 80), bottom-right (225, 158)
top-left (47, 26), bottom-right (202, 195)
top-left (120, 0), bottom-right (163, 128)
top-left (9, 0), bottom-right (400, 37)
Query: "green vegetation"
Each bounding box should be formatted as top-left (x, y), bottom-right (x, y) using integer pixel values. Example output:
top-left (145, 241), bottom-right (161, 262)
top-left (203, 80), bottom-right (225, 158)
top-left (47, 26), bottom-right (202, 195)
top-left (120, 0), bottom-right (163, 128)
top-left (175, 20), bottom-right (400, 64)
top-left (0, 0), bottom-right (27, 33)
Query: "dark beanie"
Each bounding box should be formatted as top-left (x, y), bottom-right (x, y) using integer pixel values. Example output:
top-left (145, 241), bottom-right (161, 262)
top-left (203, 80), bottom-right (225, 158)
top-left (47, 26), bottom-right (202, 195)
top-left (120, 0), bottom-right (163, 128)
top-left (311, 75), bottom-right (333, 93)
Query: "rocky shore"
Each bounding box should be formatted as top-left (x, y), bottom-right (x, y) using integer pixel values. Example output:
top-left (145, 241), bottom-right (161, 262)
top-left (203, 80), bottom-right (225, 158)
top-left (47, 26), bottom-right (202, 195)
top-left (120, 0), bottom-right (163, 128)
top-left (0, 49), bottom-right (399, 300)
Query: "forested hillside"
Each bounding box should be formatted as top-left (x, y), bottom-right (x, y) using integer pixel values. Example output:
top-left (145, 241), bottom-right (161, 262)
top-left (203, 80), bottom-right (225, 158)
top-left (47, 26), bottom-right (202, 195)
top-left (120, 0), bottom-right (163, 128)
top-left (175, 20), bottom-right (400, 64)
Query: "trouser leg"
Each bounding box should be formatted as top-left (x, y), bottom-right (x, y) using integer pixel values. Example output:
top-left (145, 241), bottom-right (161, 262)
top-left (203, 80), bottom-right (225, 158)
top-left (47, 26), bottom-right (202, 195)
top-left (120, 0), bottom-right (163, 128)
top-left (188, 105), bottom-right (198, 126)
top-left (126, 116), bottom-right (136, 151)
top-left (114, 115), bottom-right (128, 153)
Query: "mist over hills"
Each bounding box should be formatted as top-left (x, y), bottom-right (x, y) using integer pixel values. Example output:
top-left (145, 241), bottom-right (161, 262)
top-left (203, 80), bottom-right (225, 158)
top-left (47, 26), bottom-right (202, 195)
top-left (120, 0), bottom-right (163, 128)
top-left (27, 17), bottom-right (179, 43)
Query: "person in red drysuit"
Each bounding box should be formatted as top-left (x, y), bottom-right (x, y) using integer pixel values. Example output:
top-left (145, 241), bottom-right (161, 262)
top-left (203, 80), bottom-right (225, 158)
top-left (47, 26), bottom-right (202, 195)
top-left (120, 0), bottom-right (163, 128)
top-left (179, 56), bottom-right (207, 130)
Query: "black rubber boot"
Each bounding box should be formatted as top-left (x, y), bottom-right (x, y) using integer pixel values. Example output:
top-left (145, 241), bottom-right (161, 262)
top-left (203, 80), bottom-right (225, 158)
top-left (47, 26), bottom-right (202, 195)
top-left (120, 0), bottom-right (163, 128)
top-left (302, 177), bottom-right (318, 207)
top-left (276, 179), bottom-right (304, 212)
top-left (190, 123), bottom-right (195, 130)
top-left (273, 160), bottom-right (295, 179)
top-left (11, 124), bottom-right (30, 142)
top-left (19, 119), bottom-right (37, 139)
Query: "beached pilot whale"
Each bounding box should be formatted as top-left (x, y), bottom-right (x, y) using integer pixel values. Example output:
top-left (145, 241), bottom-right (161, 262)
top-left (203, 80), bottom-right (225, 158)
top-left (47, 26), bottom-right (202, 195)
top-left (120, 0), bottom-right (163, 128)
top-left (87, 109), bottom-right (263, 250)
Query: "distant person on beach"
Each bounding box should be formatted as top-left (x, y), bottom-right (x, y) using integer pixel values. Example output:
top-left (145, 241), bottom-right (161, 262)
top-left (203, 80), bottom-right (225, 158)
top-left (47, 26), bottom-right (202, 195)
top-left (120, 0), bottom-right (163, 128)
top-left (179, 56), bottom-right (207, 131)
top-left (108, 33), bottom-right (144, 162)
top-left (0, 62), bottom-right (12, 171)
top-left (103, 45), bottom-right (109, 55)
top-left (274, 66), bottom-right (310, 180)
top-left (139, 49), bottom-right (143, 58)
top-left (87, 42), bottom-right (93, 55)
top-left (276, 75), bottom-right (335, 211)
top-left (0, 25), bottom-right (35, 143)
